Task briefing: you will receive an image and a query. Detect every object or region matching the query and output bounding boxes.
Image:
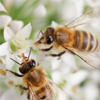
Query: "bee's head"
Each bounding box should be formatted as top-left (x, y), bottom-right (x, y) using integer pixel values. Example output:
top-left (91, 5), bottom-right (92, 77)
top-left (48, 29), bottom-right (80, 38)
top-left (10, 47), bottom-right (36, 74)
top-left (35, 27), bottom-right (54, 45)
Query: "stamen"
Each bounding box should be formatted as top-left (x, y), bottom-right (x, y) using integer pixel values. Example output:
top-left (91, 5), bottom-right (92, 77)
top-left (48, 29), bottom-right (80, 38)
top-left (22, 53), bottom-right (26, 59)
top-left (35, 41), bottom-right (40, 45)
top-left (0, 69), bottom-right (6, 76)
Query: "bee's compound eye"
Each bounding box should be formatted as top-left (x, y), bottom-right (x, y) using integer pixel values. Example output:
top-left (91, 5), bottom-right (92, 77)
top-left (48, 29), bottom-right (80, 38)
top-left (49, 28), bottom-right (54, 33)
top-left (30, 60), bottom-right (36, 68)
top-left (47, 35), bottom-right (53, 44)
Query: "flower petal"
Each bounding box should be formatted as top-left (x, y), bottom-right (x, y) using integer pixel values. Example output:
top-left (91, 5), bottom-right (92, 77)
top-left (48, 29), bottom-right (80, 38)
top-left (6, 54), bottom-right (15, 70)
top-left (0, 2), bottom-right (7, 12)
top-left (3, 0), bottom-right (13, 11)
top-left (0, 63), bottom-right (6, 78)
top-left (25, 40), bottom-right (34, 48)
top-left (0, 88), bottom-right (19, 100)
top-left (10, 20), bottom-right (24, 33)
top-left (68, 70), bottom-right (88, 87)
top-left (84, 83), bottom-right (99, 100)
top-left (62, 53), bottom-right (78, 70)
top-left (33, 4), bottom-right (47, 18)
top-left (15, 23), bottom-right (32, 40)
top-left (0, 15), bottom-right (12, 29)
top-left (4, 25), bottom-right (14, 41)
top-left (51, 21), bottom-right (59, 28)
top-left (0, 42), bottom-right (9, 56)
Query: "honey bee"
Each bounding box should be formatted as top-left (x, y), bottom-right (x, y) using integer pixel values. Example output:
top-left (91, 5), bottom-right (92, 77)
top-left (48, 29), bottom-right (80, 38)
top-left (35, 8), bottom-right (100, 69)
top-left (6, 47), bottom-right (70, 100)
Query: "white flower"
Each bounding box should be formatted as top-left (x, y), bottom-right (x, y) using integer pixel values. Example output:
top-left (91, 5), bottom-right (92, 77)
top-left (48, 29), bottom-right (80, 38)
top-left (0, 15), bottom-right (12, 29)
top-left (66, 70), bottom-right (88, 87)
top-left (0, 87), bottom-right (27, 100)
top-left (51, 21), bottom-right (59, 28)
top-left (0, 2), bottom-right (7, 12)
top-left (60, 0), bottom-right (84, 21)
top-left (0, 2), bottom-right (12, 29)
top-left (0, 57), bottom-right (6, 78)
top-left (3, 0), bottom-right (13, 11)
top-left (0, 42), bottom-right (9, 56)
top-left (0, 23), bottom-right (32, 54)
top-left (10, 20), bottom-right (24, 33)
top-left (86, 0), bottom-right (100, 7)
top-left (83, 82), bottom-right (99, 100)
top-left (33, 4), bottom-right (47, 18)
top-left (0, 23), bottom-right (34, 70)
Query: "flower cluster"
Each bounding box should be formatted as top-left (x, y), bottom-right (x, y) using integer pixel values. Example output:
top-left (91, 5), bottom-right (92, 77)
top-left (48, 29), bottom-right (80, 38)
top-left (0, 1), bottom-right (100, 100)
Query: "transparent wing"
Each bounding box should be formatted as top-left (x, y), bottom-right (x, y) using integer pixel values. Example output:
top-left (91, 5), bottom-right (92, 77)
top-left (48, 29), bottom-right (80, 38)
top-left (66, 8), bottom-right (100, 28)
top-left (28, 83), bottom-right (40, 100)
top-left (45, 75), bottom-right (70, 100)
top-left (63, 46), bottom-right (100, 69)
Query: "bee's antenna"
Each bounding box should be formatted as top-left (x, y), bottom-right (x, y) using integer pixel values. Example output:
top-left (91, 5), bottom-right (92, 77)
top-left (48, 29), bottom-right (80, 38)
top-left (10, 58), bottom-right (21, 65)
top-left (28, 47), bottom-right (33, 60)
top-left (37, 30), bottom-right (43, 38)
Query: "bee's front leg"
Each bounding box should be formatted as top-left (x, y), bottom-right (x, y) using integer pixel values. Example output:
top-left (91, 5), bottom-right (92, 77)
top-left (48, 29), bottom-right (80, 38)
top-left (6, 69), bottom-right (24, 77)
top-left (39, 45), bottom-right (53, 51)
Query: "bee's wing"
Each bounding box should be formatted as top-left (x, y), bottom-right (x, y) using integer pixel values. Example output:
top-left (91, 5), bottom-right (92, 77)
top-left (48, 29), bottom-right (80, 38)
top-left (65, 8), bottom-right (100, 28)
top-left (45, 75), bottom-right (70, 100)
top-left (63, 46), bottom-right (100, 69)
top-left (28, 83), bottom-right (40, 100)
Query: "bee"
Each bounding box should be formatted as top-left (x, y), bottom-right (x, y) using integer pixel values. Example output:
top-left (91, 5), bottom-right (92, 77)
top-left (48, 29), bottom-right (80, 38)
top-left (35, 8), bottom-right (100, 69)
top-left (6, 47), bottom-right (70, 100)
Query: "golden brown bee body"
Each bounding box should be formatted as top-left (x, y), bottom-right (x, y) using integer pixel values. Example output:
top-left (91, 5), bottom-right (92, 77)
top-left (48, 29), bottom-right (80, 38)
top-left (6, 48), bottom-right (69, 100)
top-left (23, 67), bottom-right (52, 100)
top-left (35, 8), bottom-right (100, 69)
top-left (54, 26), bottom-right (100, 52)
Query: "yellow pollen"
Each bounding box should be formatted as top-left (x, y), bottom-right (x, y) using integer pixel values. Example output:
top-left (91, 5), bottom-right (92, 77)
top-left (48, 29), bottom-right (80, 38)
top-left (0, 69), bottom-right (6, 76)
top-left (8, 80), bottom-right (14, 85)
top-left (73, 70), bottom-right (79, 73)
top-left (72, 87), bottom-right (79, 94)
top-left (0, 59), bottom-right (3, 63)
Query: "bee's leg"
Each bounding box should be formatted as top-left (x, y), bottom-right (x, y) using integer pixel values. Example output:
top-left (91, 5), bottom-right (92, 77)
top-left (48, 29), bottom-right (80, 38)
top-left (15, 85), bottom-right (28, 95)
top-left (15, 85), bottom-right (28, 90)
top-left (27, 92), bottom-right (30, 100)
top-left (63, 46), bottom-right (76, 55)
top-left (37, 30), bottom-right (43, 38)
top-left (6, 69), bottom-right (24, 77)
top-left (39, 45), bottom-right (53, 51)
top-left (27, 82), bottom-right (31, 100)
top-left (47, 51), bottom-right (66, 58)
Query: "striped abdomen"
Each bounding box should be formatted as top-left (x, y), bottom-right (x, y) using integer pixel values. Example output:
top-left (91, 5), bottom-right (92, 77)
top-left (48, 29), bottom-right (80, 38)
top-left (35, 84), bottom-right (52, 100)
top-left (73, 30), bottom-right (100, 51)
